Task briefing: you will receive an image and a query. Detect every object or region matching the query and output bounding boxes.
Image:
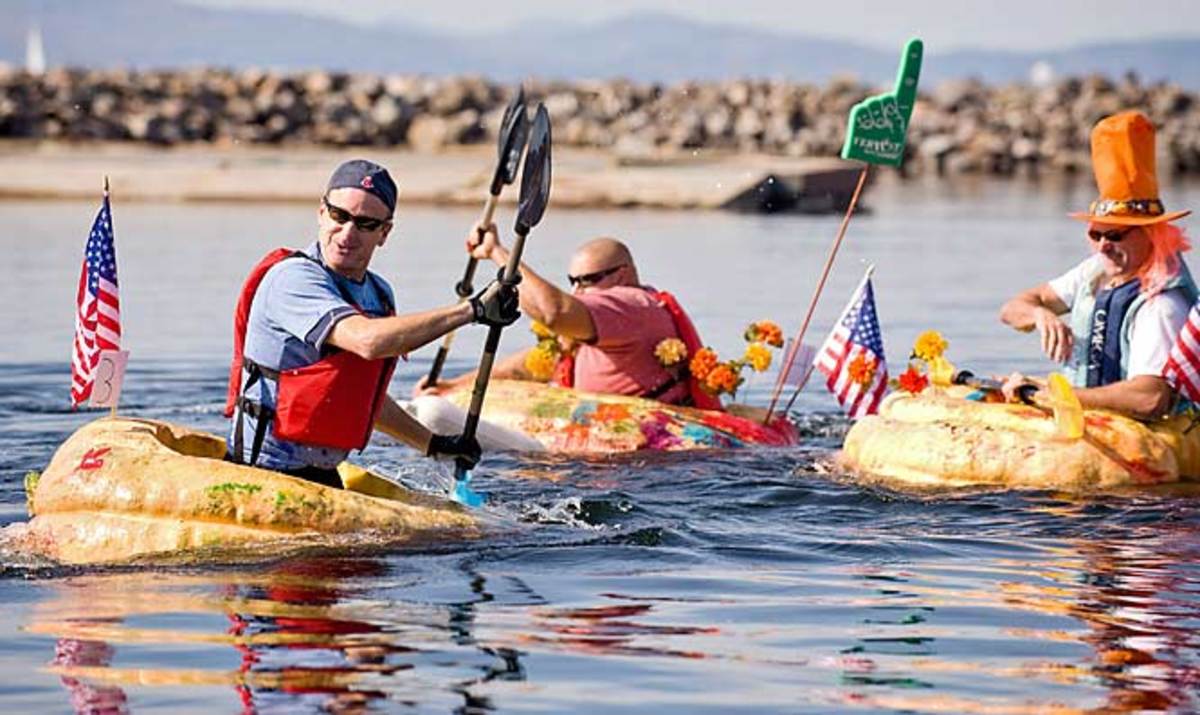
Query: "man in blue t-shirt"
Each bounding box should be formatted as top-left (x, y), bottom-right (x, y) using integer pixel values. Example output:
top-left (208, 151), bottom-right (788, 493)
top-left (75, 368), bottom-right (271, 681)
top-left (227, 159), bottom-right (519, 487)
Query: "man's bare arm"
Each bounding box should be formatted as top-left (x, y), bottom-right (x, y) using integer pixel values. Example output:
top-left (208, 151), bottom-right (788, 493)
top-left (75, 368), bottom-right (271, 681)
top-left (1000, 283), bottom-right (1075, 364)
top-left (328, 303), bottom-right (475, 361)
top-left (1075, 375), bottom-right (1174, 421)
top-left (374, 395), bottom-right (435, 452)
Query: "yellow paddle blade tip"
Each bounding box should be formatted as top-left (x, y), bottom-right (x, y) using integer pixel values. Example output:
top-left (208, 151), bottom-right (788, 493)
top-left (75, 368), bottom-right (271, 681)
top-left (1047, 373), bottom-right (1084, 439)
top-left (338, 462), bottom-right (409, 500)
top-left (929, 357), bottom-right (956, 387)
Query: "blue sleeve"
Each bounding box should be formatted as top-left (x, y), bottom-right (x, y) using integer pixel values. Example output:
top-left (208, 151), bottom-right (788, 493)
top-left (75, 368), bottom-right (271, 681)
top-left (263, 261), bottom-right (358, 351)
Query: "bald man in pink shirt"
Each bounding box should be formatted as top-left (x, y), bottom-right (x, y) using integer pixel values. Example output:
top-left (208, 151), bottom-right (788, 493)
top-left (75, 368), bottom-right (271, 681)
top-left (418, 223), bottom-right (718, 409)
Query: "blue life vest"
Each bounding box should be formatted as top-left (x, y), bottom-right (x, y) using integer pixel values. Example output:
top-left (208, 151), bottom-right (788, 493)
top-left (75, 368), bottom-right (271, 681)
top-left (1085, 278), bottom-right (1141, 387)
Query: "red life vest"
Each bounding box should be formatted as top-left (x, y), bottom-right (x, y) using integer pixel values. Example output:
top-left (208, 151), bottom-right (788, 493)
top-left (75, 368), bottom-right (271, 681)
top-left (554, 288), bottom-right (722, 411)
top-left (224, 248), bottom-right (397, 453)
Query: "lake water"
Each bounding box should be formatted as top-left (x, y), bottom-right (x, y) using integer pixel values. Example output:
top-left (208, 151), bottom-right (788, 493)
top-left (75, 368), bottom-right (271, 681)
top-left (3, 173), bottom-right (1200, 713)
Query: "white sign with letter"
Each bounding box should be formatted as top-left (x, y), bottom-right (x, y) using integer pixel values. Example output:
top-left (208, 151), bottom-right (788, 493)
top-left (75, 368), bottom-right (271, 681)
top-left (88, 349), bottom-right (130, 410)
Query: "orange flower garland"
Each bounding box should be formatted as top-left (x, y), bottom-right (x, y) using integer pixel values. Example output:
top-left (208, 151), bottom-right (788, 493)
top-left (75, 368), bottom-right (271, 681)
top-left (654, 318), bottom-right (786, 399)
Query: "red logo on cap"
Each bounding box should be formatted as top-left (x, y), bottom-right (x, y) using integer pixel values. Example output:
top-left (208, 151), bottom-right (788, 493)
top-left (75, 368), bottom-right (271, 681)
top-left (361, 176), bottom-right (374, 189)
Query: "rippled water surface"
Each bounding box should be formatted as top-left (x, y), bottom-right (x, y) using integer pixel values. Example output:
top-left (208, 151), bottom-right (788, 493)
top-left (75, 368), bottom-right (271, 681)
top-left (3, 174), bottom-right (1200, 713)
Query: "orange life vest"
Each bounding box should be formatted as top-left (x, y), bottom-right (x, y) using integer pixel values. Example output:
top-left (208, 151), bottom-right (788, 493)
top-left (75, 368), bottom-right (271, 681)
top-left (225, 248), bottom-right (397, 458)
top-left (554, 288), bottom-right (722, 411)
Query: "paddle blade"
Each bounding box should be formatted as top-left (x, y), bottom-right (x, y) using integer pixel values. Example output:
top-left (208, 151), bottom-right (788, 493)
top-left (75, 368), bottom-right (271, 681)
top-left (1047, 372), bottom-right (1084, 439)
top-left (515, 104), bottom-right (552, 235)
top-left (451, 468), bottom-right (486, 508)
top-left (493, 86), bottom-right (528, 191)
top-left (929, 356), bottom-right (956, 387)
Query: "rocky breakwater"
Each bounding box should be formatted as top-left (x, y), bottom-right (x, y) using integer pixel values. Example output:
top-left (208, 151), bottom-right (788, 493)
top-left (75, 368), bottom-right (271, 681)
top-left (0, 67), bottom-right (1196, 189)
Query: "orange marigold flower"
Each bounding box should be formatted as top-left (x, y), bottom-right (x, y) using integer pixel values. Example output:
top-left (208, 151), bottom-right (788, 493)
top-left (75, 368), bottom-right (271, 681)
top-left (689, 347), bottom-right (719, 380)
top-left (744, 320), bottom-right (784, 348)
top-left (743, 342), bottom-right (772, 372)
top-left (847, 354), bottom-right (876, 387)
top-left (704, 363), bottom-right (741, 395)
top-left (897, 365), bottom-right (929, 394)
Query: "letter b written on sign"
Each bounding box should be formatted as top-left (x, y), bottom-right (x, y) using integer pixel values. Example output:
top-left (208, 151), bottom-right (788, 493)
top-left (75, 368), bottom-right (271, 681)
top-left (89, 349), bottom-right (130, 409)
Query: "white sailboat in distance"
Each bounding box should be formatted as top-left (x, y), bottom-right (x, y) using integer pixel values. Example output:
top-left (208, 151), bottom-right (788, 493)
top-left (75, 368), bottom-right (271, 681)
top-left (26, 22), bottom-right (45, 75)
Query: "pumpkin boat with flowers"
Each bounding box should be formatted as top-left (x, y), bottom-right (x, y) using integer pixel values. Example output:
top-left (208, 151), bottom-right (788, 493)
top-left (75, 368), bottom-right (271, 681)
top-left (407, 320), bottom-right (798, 454)
top-left (837, 331), bottom-right (1200, 491)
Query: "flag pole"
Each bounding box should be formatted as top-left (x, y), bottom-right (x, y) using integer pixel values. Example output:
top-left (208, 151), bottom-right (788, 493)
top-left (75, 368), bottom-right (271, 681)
top-left (763, 164), bottom-right (869, 423)
top-left (104, 175), bottom-right (118, 419)
top-left (780, 264), bottom-right (875, 417)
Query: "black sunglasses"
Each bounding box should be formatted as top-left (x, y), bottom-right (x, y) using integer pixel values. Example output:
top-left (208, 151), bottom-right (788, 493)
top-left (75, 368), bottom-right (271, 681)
top-left (1088, 226), bottom-right (1136, 243)
top-left (323, 197), bottom-right (390, 232)
top-left (567, 264), bottom-right (625, 288)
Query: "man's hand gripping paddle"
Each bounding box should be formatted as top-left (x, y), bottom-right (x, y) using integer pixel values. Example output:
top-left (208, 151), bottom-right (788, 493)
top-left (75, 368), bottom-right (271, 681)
top-left (941, 366), bottom-right (1085, 440)
top-left (764, 38), bottom-right (923, 423)
top-left (426, 87), bottom-right (530, 387)
top-left (452, 104), bottom-right (552, 507)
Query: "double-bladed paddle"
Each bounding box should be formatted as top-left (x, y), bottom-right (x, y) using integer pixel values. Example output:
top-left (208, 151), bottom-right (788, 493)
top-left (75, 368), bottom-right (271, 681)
top-left (426, 87), bottom-right (530, 387)
top-left (452, 104), bottom-right (552, 507)
top-left (948, 369), bottom-right (1085, 440)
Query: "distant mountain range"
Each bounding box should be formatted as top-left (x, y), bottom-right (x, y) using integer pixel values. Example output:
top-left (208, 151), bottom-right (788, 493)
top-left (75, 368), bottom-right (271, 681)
top-left (2, 0), bottom-right (1197, 88)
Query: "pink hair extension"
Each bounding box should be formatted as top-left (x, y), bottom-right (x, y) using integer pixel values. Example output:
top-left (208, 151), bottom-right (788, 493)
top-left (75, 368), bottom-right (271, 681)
top-left (1136, 222), bottom-right (1192, 296)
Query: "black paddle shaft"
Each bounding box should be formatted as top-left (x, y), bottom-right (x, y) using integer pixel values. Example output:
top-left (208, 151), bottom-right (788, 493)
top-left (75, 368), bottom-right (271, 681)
top-left (461, 229), bottom-right (529, 441)
top-left (455, 105), bottom-right (551, 480)
top-left (953, 369), bottom-right (1038, 405)
top-left (426, 88), bottom-right (529, 387)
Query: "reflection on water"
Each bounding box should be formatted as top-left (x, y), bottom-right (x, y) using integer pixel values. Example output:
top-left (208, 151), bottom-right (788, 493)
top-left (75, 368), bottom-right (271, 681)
top-left (30, 558), bottom-right (533, 713)
top-left (18, 510), bottom-right (1200, 714)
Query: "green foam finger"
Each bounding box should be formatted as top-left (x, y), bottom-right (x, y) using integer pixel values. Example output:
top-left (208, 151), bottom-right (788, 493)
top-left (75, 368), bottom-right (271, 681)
top-left (840, 37), bottom-right (924, 167)
top-left (892, 38), bottom-right (923, 120)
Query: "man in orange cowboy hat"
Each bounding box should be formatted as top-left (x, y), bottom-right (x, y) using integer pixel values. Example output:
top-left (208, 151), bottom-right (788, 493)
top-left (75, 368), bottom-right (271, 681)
top-left (999, 110), bottom-right (1195, 421)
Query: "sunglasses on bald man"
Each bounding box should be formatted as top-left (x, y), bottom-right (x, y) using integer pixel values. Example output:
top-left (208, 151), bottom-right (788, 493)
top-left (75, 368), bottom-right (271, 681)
top-left (567, 264), bottom-right (626, 288)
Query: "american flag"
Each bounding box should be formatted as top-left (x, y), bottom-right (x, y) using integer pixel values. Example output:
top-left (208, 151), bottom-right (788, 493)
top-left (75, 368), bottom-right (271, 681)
top-left (71, 193), bottom-right (120, 407)
top-left (1163, 302), bottom-right (1200, 403)
top-left (815, 270), bottom-right (888, 418)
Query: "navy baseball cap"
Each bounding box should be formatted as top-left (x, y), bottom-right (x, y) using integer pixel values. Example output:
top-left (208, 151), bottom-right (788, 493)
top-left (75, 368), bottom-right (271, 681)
top-left (326, 159), bottom-right (398, 215)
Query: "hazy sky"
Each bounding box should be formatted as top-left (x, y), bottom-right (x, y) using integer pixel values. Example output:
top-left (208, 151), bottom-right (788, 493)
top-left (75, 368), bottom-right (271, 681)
top-left (187, 0), bottom-right (1199, 51)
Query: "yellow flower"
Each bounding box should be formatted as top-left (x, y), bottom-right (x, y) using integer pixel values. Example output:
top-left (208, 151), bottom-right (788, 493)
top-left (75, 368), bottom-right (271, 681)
top-left (912, 330), bottom-right (948, 362)
top-left (743, 342), bottom-right (772, 372)
top-left (654, 337), bottom-right (688, 366)
top-left (524, 343), bottom-right (558, 381)
top-left (530, 321), bottom-right (555, 340)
